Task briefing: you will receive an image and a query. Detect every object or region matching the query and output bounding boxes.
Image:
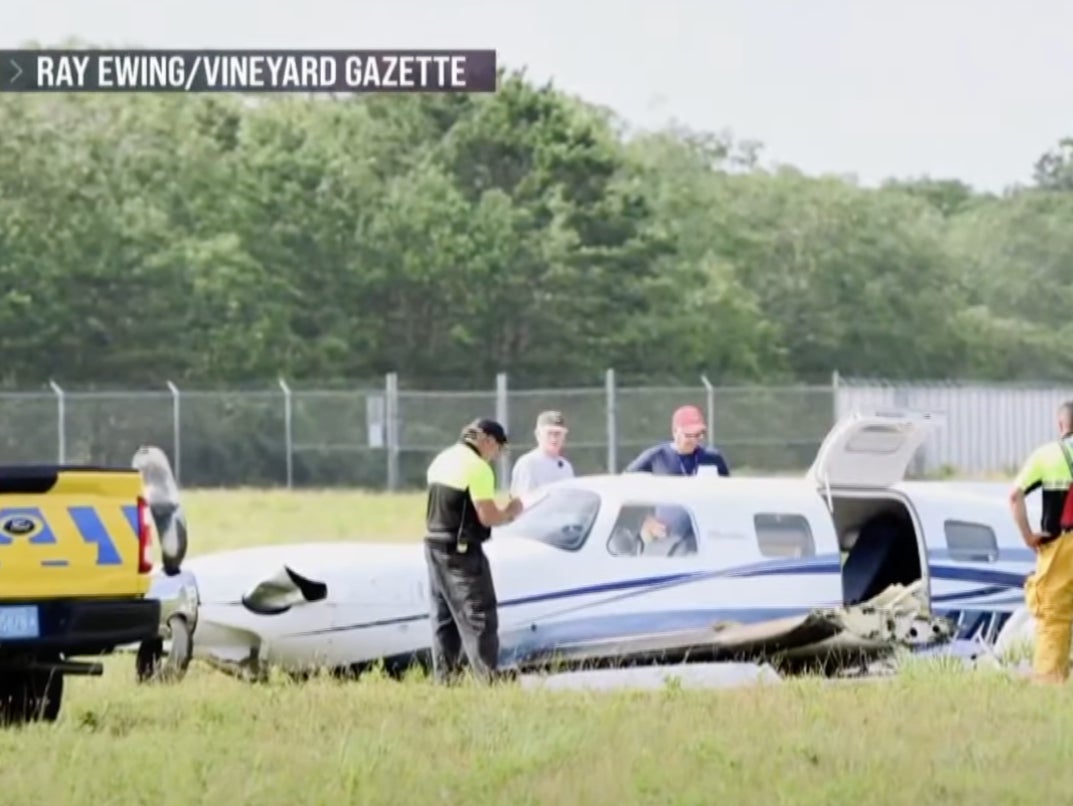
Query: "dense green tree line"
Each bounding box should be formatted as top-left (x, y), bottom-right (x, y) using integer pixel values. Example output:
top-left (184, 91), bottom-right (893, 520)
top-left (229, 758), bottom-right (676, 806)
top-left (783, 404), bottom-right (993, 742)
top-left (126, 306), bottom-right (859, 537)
top-left (1, 68), bottom-right (1072, 393)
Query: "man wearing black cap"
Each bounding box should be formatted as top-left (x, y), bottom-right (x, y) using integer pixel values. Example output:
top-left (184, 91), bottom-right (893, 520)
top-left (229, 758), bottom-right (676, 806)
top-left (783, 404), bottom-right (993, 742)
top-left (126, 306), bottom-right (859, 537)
top-left (423, 418), bottom-right (523, 684)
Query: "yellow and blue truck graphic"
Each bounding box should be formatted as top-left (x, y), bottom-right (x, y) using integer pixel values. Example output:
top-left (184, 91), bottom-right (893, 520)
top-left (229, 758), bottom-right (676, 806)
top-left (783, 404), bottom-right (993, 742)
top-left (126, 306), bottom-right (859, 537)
top-left (0, 465), bottom-right (161, 723)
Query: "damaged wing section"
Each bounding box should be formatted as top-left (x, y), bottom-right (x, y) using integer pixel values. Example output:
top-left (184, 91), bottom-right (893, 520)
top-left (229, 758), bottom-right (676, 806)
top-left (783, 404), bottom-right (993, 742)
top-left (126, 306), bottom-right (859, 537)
top-left (241, 566), bottom-right (329, 616)
top-left (825, 581), bottom-right (952, 646)
top-left (519, 581), bottom-right (953, 670)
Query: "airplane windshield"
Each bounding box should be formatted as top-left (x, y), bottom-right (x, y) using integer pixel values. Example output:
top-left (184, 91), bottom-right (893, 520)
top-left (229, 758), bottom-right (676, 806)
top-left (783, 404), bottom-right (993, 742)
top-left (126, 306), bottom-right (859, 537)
top-left (493, 487), bottom-right (601, 551)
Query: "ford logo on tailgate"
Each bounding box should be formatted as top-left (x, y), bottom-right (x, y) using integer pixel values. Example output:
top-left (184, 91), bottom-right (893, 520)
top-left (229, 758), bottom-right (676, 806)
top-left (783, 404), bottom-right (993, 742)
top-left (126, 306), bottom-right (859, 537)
top-left (2, 516), bottom-right (39, 536)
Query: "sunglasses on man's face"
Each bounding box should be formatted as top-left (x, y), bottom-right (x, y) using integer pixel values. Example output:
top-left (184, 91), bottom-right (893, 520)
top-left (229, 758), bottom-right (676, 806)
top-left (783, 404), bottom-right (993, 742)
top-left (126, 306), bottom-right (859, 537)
top-left (681, 430), bottom-right (706, 440)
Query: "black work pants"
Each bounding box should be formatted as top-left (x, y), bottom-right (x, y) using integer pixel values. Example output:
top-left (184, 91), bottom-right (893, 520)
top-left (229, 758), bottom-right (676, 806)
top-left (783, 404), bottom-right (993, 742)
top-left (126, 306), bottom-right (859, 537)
top-left (423, 539), bottom-right (500, 684)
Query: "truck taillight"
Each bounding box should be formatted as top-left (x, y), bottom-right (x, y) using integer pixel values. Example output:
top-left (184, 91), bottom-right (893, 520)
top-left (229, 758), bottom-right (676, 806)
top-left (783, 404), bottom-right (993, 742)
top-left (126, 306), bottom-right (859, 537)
top-left (137, 495), bottom-right (153, 574)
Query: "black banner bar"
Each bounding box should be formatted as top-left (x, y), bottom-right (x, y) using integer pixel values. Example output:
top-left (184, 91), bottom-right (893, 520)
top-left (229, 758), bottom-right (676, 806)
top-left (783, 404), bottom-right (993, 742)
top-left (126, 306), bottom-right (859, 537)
top-left (0, 50), bottom-right (498, 93)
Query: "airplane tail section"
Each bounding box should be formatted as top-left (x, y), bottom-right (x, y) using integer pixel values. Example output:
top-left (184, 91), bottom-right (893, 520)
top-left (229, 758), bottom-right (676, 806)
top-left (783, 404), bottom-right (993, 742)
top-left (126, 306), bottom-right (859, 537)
top-left (132, 445), bottom-right (188, 576)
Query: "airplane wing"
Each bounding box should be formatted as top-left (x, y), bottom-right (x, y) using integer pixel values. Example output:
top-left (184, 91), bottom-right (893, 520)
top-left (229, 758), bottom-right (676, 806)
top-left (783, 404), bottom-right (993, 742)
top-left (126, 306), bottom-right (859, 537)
top-left (510, 580), bottom-right (953, 670)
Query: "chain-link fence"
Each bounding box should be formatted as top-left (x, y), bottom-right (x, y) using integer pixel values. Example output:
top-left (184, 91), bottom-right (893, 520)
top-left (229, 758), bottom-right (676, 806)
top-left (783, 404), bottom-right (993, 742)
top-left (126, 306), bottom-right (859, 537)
top-left (0, 372), bottom-right (1065, 488)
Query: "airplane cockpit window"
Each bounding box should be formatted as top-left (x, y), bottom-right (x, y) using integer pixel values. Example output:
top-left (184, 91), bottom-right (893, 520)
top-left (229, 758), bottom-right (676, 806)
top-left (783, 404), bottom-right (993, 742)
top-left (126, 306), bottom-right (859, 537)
top-left (606, 502), bottom-right (698, 558)
top-left (943, 520), bottom-right (999, 563)
top-left (492, 487), bottom-right (601, 551)
top-left (754, 513), bottom-right (816, 558)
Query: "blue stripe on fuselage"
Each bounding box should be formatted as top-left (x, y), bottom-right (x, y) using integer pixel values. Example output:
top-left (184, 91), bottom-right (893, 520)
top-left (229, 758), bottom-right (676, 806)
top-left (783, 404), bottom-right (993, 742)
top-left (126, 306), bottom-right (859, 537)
top-left (287, 548), bottom-right (1033, 638)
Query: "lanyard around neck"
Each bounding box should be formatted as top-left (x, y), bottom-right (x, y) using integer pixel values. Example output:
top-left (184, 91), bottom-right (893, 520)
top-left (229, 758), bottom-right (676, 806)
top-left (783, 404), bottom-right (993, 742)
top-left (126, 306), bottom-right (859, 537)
top-left (677, 451), bottom-right (698, 476)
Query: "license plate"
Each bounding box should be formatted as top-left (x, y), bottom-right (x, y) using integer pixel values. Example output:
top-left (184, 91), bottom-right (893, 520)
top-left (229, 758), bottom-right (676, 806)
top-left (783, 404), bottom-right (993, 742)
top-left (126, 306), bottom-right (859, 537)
top-left (0, 605), bottom-right (40, 639)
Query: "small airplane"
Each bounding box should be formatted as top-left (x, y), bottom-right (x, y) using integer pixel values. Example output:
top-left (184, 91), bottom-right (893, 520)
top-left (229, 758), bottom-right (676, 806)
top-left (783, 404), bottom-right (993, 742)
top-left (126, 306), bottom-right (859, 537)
top-left (131, 410), bottom-right (1043, 685)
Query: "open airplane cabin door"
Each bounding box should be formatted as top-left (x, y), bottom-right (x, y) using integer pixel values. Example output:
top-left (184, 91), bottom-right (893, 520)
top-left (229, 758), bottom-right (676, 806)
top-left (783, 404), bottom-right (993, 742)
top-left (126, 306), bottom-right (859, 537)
top-left (806, 410), bottom-right (943, 494)
top-left (807, 410), bottom-right (945, 617)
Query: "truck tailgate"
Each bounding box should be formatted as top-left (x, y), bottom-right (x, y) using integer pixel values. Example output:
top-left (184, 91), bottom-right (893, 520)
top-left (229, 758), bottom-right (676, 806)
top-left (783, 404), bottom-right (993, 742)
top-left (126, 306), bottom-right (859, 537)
top-left (0, 466), bottom-right (149, 601)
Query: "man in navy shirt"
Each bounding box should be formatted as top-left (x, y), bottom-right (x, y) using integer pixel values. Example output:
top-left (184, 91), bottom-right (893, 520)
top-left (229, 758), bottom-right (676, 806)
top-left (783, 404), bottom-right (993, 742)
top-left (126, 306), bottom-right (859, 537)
top-left (623, 405), bottom-right (730, 553)
top-left (625, 405), bottom-right (731, 477)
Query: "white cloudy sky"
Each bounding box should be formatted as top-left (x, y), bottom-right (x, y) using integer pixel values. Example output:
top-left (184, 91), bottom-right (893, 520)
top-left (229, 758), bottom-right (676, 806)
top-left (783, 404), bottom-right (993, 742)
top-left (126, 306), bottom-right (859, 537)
top-left (2, 0), bottom-right (1069, 192)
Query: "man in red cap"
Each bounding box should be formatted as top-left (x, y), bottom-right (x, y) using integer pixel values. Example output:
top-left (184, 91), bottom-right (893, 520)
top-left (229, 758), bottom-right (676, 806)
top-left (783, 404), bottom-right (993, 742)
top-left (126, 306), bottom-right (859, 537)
top-left (624, 405), bottom-right (731, 477)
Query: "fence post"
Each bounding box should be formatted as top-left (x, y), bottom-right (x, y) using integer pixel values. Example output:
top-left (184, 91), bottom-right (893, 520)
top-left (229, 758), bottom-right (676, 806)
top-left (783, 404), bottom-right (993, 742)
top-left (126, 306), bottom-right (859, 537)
top-left (49, 380), bottom-right (65, 464)
top-left (605, 368), bottom-right (617, 473)
top-left (278, 377), bottom-right (293, 489)
top-left (385, 372), bottom-right (399, 492)
top-left (495, 372), bottom-right (509, 491)
top-left (700, 374), bottom-right (714, 437)
top-left (166, 380), bottom-right (181, 485)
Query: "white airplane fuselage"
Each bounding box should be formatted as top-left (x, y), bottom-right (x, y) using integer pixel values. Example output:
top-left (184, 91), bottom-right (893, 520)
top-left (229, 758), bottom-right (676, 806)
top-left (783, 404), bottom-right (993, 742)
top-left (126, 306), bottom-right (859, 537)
top-left (170, 474), bottom-right (1038, 677)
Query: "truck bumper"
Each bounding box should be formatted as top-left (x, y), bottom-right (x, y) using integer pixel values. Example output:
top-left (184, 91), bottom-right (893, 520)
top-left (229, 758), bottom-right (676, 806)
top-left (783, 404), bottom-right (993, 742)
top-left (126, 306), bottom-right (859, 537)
top-left (0, 597), bottom-right (161, 660)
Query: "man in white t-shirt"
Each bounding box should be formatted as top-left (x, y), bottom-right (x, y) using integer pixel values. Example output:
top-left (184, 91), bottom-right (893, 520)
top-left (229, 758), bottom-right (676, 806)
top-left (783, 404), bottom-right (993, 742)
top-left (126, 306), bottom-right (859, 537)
top-left (509, 410), bottom-right (575, 495)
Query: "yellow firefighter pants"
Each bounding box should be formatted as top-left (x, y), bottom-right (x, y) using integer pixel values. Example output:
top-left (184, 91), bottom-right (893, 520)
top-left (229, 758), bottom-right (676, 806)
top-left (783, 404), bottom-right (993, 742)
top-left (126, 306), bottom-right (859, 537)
top-left (1025, 531), bottom-right (1073, 683)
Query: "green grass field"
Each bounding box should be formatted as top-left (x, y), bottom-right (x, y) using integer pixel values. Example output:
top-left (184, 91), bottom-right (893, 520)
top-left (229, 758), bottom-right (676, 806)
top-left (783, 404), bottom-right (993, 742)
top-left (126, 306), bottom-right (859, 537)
top-left (0, 489), bottom-right (1065, 805)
